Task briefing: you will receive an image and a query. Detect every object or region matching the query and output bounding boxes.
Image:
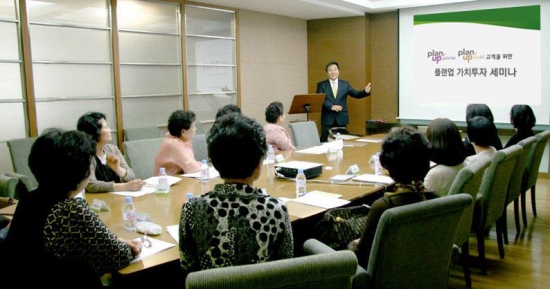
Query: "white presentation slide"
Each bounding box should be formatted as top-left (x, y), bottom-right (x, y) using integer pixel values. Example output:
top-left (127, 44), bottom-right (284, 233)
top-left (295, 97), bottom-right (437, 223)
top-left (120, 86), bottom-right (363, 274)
top-left (399, 0), bottom-right (550, 125)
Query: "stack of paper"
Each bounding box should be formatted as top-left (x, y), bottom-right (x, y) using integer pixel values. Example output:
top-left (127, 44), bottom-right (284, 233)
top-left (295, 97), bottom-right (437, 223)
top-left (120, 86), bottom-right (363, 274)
top-left (352, 174), bottom-right (394, 184)
top-left (289, 190), bottom-right (349, 209)
top-left (130, 237), bottom-right (176, 263)
top-left (110, 175), bottom-right (183, 197)
top-left (181, 167), bottom-right (220, 179)
top-left (356, 138), bottom-right (382, 143)
top-left (145, 175), bottom-right (183, 187)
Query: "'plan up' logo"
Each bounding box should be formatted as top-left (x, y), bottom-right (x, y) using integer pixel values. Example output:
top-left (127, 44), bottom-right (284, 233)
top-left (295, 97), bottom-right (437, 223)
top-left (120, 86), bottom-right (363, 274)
top-left (427, 50), bottom-right (456, 64)
top-left (458, 49), bottom-right (484, 63)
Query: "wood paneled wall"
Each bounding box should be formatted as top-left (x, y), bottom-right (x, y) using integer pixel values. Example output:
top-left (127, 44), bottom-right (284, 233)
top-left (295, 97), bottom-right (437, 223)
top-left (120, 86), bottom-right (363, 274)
top-left (307, 12), bottom-right (399, 134)
top-left (370, 12), bottom-right (398, 122)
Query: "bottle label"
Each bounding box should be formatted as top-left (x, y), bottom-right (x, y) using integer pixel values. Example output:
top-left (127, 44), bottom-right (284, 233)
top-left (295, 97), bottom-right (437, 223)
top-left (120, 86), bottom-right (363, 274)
top-left (156, 177), bottom-right (170, 195)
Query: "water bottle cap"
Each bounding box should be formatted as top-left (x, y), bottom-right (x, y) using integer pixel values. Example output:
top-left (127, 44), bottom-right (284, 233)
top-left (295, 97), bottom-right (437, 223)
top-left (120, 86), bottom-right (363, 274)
top-left (298, 168), bottom-right (304, 173)
top-left (125, 196), bottom-right (132, 203)
top-left (202, 159), bottom-right (207, 164)
top-left (186, 192), bottom-right (194, 200)
top-left (159, 167), bottom-right (166, 173)
top-left (337, 132), bottom-right (341, 136)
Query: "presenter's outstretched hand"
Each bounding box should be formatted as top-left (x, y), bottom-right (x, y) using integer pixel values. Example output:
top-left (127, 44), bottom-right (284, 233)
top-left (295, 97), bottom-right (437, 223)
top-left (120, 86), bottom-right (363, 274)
top-left (365, 83), bottom-right (372, 94)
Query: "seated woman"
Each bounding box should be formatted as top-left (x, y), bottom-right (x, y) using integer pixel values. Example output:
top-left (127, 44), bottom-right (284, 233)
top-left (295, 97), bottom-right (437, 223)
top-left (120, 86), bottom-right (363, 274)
top-left (464, 116), bottom-right (498, 165)
top-left (464, 103), bottom-right (503, 155)
top-left (2, 129), bottom-right (140, 288)
top-left (77, 112), bottom-right (145, 193)
top-left (505, 104), bottom-right (536, 148)
top-left (264, 101), bottom-right (295, 158)
top-left (179, 113), bottom-right (293, 275)
top-left (215, 104), bottom-right (241, 119)
top-left (349, 126), bottom-right (438, 268)
top-left (154, 110), bottom-right (201, 175)
top-left (424, 118), bottom-right (467, 196)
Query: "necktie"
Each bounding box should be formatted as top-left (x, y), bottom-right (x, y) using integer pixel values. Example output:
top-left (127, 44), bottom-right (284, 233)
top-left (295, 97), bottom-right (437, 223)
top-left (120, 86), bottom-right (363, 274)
top-left (331, 81), bottom-right (337, 98)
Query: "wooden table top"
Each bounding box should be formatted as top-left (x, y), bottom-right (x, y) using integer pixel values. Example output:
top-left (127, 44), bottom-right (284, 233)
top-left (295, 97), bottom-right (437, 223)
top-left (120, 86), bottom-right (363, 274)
top-left (89, 135), bottom-right (388, 275)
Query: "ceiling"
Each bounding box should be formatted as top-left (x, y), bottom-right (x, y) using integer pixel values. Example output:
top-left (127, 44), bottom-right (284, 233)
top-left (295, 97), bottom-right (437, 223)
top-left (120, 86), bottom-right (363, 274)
top-left (189, 0), bottom-right (478, 20)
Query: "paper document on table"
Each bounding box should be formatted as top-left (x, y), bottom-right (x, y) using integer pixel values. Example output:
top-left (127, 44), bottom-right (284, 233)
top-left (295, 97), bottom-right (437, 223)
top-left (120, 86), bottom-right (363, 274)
top-left (131, 237), bottom-right (175, 263)
top-left (307, 190), bottom-right (342, 199)
top-left (329, 174), bottom-right (354, 182)
top-left (278, 197), bottom-right (292, 203)
top-left (110, 187), bottom-right (156, 197)
top-left (356, 138), bottom-right (382, 143)
top-left (181, 167), bottom-right (220, 179)
top-left (339, 134), bottom-right (359, 140)
top-left (295, 144), bottom-right (330, 154)
top-left (352, 174), bottom-right (394, 184)
top-left (290, 191), bottom-right (349, 209)
top-left (144, 175), bottom-right (182, 187)
top-left (166, 224), bottom-right (179, 243)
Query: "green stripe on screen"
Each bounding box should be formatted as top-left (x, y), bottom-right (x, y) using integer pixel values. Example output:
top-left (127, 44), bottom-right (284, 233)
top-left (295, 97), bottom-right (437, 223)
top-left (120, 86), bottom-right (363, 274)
top-left (414, 5), bottom-right (540, 30)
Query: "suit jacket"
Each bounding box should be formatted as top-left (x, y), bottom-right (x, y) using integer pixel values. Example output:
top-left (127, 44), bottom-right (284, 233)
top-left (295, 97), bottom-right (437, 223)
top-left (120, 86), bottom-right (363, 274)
top-left (316, 79), bottom-right (369, 126)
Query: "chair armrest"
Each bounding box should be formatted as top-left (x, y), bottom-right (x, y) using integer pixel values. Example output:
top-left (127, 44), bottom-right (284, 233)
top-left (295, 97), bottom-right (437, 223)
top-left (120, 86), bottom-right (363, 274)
top-left (5, 172), bottom-right (35, 197)
top-left (303, 238), bottom-right (368, 289)
top-left (303, 238), bottom-right (336, 255)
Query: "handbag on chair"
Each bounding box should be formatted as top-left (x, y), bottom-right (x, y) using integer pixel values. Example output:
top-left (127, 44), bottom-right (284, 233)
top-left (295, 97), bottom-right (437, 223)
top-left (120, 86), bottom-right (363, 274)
top-left (314, 205), bottom-right (370, 250)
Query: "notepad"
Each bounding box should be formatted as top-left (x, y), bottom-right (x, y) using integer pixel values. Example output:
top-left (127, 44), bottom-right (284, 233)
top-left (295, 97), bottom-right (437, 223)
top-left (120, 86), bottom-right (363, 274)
top-left (290, 191), bottom-right (349, 209)
top-left (181, 167), bottom-right (220, 179)
top-left (130, 237), bottom-right (176, 263)
top-left (166, 224), bottom-right (179, 243)
top-left (356, 138), bottom-right (383, 143)
top-left (145, 175), bottom-right (182, 187)
top-left (329, 174), bottom-right (354, 182)
top-left (352, 174), bottom-right (394, 185)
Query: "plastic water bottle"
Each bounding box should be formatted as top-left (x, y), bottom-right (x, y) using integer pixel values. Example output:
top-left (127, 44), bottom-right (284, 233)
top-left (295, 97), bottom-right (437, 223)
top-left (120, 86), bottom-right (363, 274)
top-left (266, 145), bottom-right (275, 183)
top-left (267, 144), bottom-right (275, 164)
top-left (373, 153), bottom-right (383, 175)
top-left (295, 168), bottom-right (307, 198)
top-left (156, 167), bottom-right (170, 195)
top-left (122, 196), bottom-right (136, 231)
top-left (186, 192), bottom-right (194, 203)
top-left (200, 160), bottom-right (209, 183)
top-left (335, 132), bottom-right (343, 151)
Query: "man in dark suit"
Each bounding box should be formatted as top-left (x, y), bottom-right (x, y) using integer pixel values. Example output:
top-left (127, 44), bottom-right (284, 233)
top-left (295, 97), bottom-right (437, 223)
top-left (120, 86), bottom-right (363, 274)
top-left (317, 61), bottom-right (371, 142)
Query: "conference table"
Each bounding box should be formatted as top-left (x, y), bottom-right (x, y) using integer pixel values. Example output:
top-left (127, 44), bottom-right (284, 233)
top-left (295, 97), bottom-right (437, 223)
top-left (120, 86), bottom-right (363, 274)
top-left (91, 134), bottom-right (390, 284)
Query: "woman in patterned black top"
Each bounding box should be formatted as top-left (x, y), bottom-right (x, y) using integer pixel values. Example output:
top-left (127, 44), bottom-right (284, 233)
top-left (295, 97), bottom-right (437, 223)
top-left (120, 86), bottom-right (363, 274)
top-left (2, 129), bottom-right (141, 288)
top-left (179, 113), bottom-right (293, 277)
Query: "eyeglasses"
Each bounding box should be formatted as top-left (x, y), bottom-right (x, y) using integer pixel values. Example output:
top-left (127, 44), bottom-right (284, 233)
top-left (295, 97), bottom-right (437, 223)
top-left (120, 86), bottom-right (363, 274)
top-left (141, 233), bottom-right (152, 248)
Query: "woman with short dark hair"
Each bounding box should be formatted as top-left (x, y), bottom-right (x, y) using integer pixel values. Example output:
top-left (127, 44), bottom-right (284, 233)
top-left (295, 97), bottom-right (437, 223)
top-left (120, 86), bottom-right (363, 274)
top-left (424, 118), bottom-right (467, 196)
top-left (3, 129), bottom-right (140, 288)
top-left (350, 126), bottom-right (438, 268)
top-left (179, 113), bottom-right (293, 276)
top-left (464, 103), bottom-right (503, 155)
top-left (154, 110), bottom-right (201, 175)
top-left (264, 101), bottom-right (295, 158)
top-left (464, 116), bottom-right (498, 165)
top-left (77, 112), bottom-right (145, 193)
top-left (505, 104), bottom-right (536, 148)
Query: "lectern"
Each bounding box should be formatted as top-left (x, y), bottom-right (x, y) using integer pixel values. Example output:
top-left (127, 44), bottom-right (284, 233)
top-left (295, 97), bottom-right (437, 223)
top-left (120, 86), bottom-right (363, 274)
top-left (288, 93), bottom-right (325, 121)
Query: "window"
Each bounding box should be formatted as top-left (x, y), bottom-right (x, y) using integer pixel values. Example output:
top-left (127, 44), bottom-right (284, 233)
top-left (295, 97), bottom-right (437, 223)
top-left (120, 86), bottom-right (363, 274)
top-left (27, 0), bottom-right (116, 134)
top-left (117, 0), bottom-right (182, 128)
top-left (185, 5), bottom-right (237, 125)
